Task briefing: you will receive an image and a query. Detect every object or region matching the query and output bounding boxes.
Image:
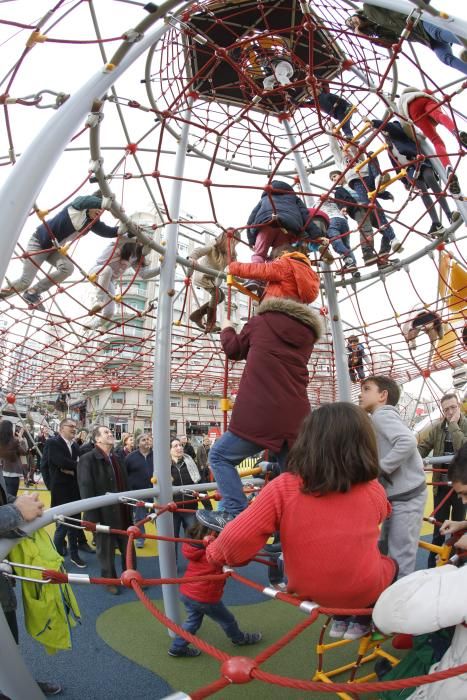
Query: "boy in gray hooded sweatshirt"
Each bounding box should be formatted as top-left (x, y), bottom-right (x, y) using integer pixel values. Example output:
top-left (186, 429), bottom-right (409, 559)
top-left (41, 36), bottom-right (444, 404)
top-left (359, 375), bottom-right (427, 578)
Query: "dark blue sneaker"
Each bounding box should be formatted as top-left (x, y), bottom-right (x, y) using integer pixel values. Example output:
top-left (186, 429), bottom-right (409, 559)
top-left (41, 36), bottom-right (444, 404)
top-left (232, 632), bottom-right (262, 646)
top-left (168, 646), bottom-right (201, 657)
top-left (196, 509), bottom-right (235, 532)
top-left (23, 291), bottom-right (45, 312)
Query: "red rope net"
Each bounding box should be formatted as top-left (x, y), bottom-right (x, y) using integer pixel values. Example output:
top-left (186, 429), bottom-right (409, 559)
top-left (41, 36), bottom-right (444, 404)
top-left (31, 499), bottom-right (467, 698)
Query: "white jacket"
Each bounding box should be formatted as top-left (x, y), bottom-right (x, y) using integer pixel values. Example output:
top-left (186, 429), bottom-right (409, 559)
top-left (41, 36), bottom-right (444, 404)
top-left (398, 88), bottom-right (441, 121)
top-left (373, 566), bottom-right (467, 700)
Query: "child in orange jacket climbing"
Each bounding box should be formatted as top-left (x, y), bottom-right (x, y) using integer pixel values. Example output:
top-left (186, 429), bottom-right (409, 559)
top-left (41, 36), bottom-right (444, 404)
top-left (228, 244), bottom-right (320, 304)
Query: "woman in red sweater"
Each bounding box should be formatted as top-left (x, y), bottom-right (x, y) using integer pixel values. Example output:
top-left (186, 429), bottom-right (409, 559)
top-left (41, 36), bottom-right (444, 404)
top-left (205, 403), bottom-right (397, 638)
top-left (168, 522), bottom-right (262, 657)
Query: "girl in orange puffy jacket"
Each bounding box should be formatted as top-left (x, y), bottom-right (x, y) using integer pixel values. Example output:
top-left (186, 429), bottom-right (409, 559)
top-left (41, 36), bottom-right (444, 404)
top-left (228, 244), bottom-right (320, 304)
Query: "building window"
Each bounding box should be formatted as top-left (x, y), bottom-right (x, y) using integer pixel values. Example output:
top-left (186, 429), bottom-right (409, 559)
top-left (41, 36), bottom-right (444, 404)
top-left (111, 391), bottom-right (126, 405)
top-left (187, 398), bottom-right (199, 409)
top-left (170, 396), bottom-right (181, 408)
top-left (206, 400), bottom-right (218, 410)
top-left (143, 418), bottom-right (152, 433)
top-left (108, 421), bottom-right (128, 440)
top-left (146, 393), bottom-right (153, 406)
top-left (93, 395), bottom-right (99, 407)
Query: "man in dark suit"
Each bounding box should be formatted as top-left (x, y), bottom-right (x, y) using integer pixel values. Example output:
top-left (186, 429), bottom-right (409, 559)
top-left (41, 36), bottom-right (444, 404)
top-left (77, 425), bottom-right (135, 595)
top-left (48, 418), bottom-right (87, 568)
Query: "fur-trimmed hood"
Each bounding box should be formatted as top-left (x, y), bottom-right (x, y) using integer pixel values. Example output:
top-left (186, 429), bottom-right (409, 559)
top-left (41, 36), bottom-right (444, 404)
top-left (257, 297), bottom-right (323, 340)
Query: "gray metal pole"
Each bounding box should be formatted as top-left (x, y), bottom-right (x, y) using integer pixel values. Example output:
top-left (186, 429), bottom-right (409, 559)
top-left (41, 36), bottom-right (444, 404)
top-left (151, 97), bottom-right (194, 628)
top-left (0, 606), bottom-right (43, 700)
top-left (282, 120), bottom-right (352, 401)
top-left (323, 264), bottom-right (353, 401)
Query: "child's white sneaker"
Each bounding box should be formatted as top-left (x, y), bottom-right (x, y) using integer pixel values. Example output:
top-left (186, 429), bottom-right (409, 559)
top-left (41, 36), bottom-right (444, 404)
top-left (343, 621), bottom-right (371, 640)
top-left (329, 619), bottom-right (349, 638)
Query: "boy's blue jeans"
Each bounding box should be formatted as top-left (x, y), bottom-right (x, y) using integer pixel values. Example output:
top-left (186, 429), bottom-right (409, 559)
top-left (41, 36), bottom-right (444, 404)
top-left (169, 594), bottom-right (243, 650)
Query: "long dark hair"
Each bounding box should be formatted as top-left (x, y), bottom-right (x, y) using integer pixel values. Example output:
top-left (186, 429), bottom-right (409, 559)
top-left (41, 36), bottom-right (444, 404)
top-left (0, 420), bottom-right (14, 448)
top-left (286, 403), bottom-right (380, 495)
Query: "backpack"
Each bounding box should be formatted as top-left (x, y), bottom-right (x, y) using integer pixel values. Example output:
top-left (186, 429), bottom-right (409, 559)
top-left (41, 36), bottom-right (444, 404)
top-left (379, 628), bottom-right (455, 699)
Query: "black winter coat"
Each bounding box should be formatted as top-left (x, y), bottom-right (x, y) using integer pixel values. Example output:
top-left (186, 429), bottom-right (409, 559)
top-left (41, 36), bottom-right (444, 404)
top-left (47, 436), bottom-right (80, 507)
top-left (77, 447), bottom-right (131, 530)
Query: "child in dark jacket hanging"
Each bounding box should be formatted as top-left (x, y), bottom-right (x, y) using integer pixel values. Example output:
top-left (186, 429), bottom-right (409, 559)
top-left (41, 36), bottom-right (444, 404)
top-left (168, 522), bottom-right (262, 657)
top-left (0, 193), bottom-right (119, 311)
top-left (246, 180), bottom-right (328, 263)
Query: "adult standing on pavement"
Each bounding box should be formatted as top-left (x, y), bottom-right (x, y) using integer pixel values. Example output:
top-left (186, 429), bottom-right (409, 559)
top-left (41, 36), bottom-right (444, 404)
top-left (125, 434), bottom-right (153, 548)
top-left (196, 435), bottom-right (213, 511)
top-left (0, 420), bottom-right (28, 498)
top-left (179, 435), bottom-right (196, 460)
top-left (114, 434), bottom-right (134, 462)
top-left (47, 418), bottom-right (86, 569)
top-left (77, 426), bottom-right (135, 595)
top-left (170, 439), bottom-right (202, 541)
top-left (418, 393), bottom-right (467, 567)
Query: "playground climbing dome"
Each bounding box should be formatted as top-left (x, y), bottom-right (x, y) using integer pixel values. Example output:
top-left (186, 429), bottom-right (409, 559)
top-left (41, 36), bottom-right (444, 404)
top-left (0, 0), bottom-right (466, 697)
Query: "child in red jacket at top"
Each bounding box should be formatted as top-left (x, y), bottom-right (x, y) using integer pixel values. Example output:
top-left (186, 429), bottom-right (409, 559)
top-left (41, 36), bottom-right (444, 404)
top-left (229, 244), bottom-right (320, 304)
top-left (168, 522), bottom-right (262, 657)
top-left (203, 403), bottom-right (397, 641)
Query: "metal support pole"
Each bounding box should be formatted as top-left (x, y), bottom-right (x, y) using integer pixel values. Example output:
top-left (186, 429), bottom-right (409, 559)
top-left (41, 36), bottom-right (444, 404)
top-left (282, 120), bottom-right (352, 401)
top-left (151, 97), bottom-right (194, 629)
top-left (0, 606), bottom-right (43, 700)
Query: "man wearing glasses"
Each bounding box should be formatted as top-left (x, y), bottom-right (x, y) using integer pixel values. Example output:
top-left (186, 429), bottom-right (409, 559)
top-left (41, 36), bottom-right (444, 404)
top-left (47, 418), bottom-right (87, 568)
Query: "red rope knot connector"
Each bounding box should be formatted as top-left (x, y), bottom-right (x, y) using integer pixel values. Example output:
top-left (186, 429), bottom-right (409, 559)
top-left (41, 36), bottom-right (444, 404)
top-left (123, 172), bottom-right (133, 180)
top-left (277, 112), bottom-right (291, 122)
top-left (128, 100), bottom-right (141, 108)
top-left (167, 501), bottom-right (178, 513)
top-left (187, 90), bottom-right (199, 100)
top-left (421, 369), bottom-right (431, 378)
top-left (319, 306), bottom-right (328, 316)
top-left (42, 569), bottom-right (69, 584)
top-left (341, 58), bottom-right (353, 71)
top-left (126, 143), bottom-right (138, 154)
top-left (151, 170), bottom-right (160, 178)
top-left (126, 525), bottom-right (142, 539)
top-left (221, 657), bottom-right (258, 684)
top-left (203, 178), bottom-right (212, 187)
top-left (184, 277), bottom-right (191, 286)
top-left (121, 569), bottom-right (144, 588)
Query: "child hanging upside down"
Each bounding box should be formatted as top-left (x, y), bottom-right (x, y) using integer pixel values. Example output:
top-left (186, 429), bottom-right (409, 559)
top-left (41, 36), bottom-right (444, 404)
top-left (228, 244), bottom-right (320, 304)
top-left (167, 521), bottom-right (262, 658)
top-left (0, 193), bottom-right (119, 312)
top-left (87, 236), bottom-right (157, 328)
top-left (189, 230), bottom-right (237, 333)
top-left (398, 87), bottom-right (467, 196)
top-left (401, 305), bottom-right (444, 351)
top-left (246, 180), bottom-right (330, 264)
